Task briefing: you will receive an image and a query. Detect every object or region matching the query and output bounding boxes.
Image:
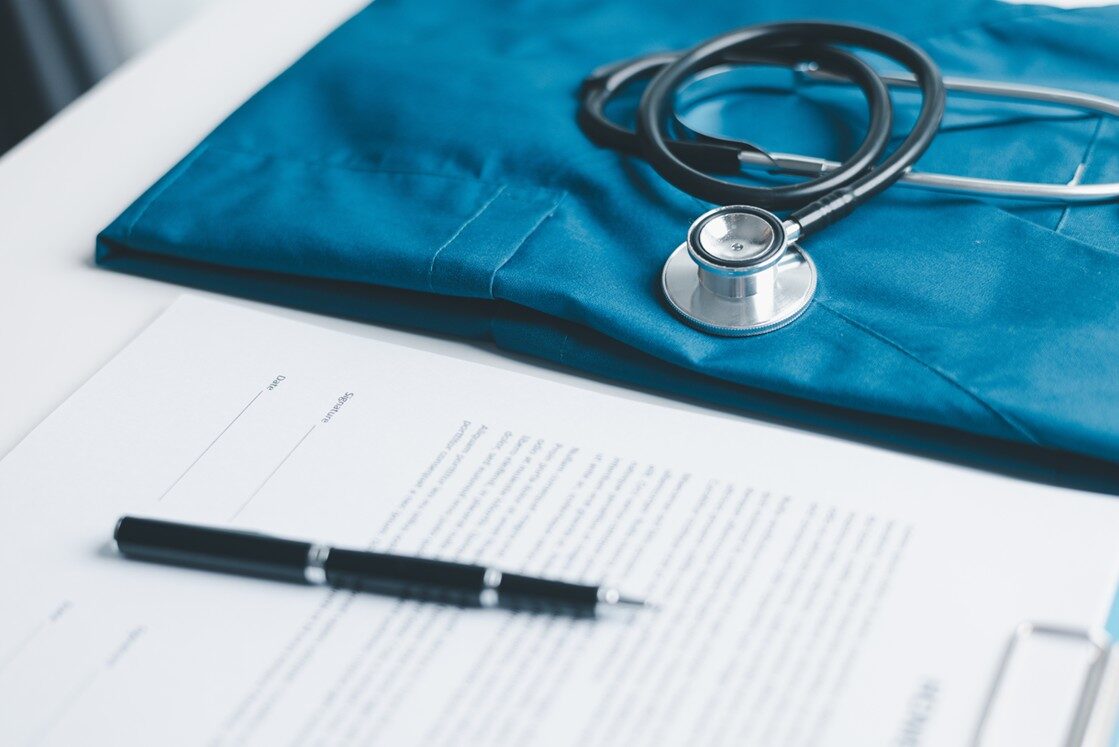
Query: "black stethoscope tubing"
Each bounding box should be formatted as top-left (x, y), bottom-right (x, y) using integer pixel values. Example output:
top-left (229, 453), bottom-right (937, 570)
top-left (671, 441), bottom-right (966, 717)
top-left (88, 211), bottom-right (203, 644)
top-left (579, 21), bottom-right (948, 240)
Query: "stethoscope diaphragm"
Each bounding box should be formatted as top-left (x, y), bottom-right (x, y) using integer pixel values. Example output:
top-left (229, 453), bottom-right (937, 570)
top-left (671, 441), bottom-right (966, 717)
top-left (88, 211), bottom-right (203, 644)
top-left (661, 206), bottom-right (816, 336)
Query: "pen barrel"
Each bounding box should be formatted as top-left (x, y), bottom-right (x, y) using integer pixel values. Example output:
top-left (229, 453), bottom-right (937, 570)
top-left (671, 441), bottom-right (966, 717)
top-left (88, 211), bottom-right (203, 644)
top-left (114, 516), bottom-right (312, 584)
top-left (498, 573), bottom-right (601, 608)
top-left (324, 548), bottom-right (486, 595)
top-left (323, 552), bottom-right (601, 611)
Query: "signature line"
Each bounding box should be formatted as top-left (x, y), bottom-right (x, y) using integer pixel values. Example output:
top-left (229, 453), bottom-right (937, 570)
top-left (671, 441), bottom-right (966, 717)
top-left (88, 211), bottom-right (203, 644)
top-left (228, 425), bottom-right (316, 521)
top-left (158, 390), bottom-right (263, 502)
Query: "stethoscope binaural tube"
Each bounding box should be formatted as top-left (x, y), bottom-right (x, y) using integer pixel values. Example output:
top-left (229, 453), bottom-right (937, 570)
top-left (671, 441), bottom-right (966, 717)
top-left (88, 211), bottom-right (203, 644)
top-left (578, 21), bottom-right (947, 336)
top-left (682, 65), bottom-right (1119, 203)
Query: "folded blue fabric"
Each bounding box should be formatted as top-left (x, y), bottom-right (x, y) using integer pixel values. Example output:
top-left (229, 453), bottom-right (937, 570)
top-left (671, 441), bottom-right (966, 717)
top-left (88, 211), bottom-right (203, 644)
top-left (98, 0), bottom-right (1119, 476)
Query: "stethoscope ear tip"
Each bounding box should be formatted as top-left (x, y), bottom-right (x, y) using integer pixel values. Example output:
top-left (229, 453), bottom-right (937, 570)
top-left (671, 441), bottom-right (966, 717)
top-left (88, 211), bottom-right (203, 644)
top-left (662, 206), bottom-right (817, 336)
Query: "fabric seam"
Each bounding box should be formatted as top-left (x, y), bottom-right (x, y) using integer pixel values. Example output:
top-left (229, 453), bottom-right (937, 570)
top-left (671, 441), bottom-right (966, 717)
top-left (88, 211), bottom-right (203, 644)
top-left (488, 191), bottom-right (568, 299)
top-left (815, 301), bottom-right (1042, 446)
top-left (557, 333), bottom-right (572, 364)
top-left (426, 185), bottom-right (507, 292)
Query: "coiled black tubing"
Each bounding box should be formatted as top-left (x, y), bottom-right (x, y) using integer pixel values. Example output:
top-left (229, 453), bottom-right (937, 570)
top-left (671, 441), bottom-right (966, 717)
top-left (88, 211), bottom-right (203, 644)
top-left (578, 21), bottom-right (947, 238)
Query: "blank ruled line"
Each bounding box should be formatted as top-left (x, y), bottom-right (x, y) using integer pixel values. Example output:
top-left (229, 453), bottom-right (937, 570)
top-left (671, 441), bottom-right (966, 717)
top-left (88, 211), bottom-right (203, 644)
top-left (229, 425), bottom-right (316, 521)
top-left (0, 620), bottom-right (47, 676)
top-left (158, 389), bottom-right (263, 502)
top-left (30, 667), bottom-right (101, 746)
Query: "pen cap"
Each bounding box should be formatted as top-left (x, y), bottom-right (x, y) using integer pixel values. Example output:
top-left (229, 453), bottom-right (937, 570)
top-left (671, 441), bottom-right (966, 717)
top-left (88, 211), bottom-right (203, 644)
top-left (114, 516), bottom-right (312, 584)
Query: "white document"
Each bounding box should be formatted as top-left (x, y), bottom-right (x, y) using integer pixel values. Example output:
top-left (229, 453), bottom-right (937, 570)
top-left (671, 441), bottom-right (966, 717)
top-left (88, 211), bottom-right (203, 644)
top-left (1, 296), bottom-right (1118, 746)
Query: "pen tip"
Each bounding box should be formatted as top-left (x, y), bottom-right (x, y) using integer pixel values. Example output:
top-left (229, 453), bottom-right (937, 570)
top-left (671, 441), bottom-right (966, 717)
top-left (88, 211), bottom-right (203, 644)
top-left (597, 587), bottom-right (654, 610)
top-left (616, 595), bottom-right (651, 609)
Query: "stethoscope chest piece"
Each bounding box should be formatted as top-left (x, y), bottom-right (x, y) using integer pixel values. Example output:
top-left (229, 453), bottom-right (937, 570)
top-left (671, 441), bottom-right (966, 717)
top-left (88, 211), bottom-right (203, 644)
top-left (662, 205), bottom-right (817, 336)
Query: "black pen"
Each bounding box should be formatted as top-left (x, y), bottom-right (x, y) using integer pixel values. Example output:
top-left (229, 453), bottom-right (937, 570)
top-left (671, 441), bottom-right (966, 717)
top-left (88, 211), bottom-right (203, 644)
top-left (112, 516), bottom-right (647, 617)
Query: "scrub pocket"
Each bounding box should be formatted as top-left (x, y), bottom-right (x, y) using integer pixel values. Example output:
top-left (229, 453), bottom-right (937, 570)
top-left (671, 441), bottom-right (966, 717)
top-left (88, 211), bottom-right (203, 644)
top-left (99, 145), bottom-right (567, 301)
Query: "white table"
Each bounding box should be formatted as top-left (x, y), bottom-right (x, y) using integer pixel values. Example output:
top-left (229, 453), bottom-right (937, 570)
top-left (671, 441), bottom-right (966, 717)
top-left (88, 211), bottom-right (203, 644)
top-left (0, 0), bottom-right (776, 459)
top-left (6, 4), bottom-right (1119, 741)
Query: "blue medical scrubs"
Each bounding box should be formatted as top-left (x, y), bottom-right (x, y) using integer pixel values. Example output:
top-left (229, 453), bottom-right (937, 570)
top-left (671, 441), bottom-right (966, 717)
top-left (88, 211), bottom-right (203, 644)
top-left (97, 0), bottom-right (1119, 483)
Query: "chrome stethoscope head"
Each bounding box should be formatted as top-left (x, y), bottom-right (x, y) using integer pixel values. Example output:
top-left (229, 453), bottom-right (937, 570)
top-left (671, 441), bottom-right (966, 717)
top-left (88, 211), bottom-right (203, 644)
top-left (661, 206), bottom-right (816, 336)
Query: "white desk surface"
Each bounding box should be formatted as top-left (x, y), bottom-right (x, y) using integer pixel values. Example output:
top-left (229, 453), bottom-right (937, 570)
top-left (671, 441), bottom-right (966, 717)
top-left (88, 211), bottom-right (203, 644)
top-left (4, 4), bottom-right (1119, 742)
top-left (0, 0), bottom-right (793, 461)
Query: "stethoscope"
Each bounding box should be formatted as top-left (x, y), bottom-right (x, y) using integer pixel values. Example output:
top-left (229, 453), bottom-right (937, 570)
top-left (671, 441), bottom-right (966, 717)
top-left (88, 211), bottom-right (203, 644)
top-left (578, 21), bottom-right (1119, 336)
